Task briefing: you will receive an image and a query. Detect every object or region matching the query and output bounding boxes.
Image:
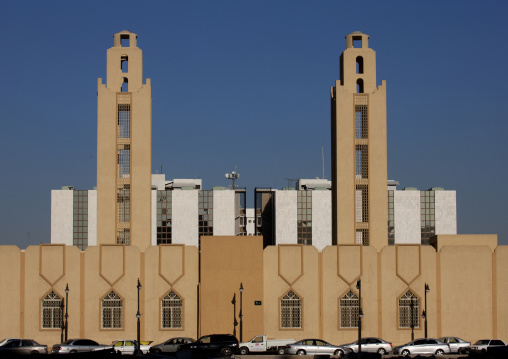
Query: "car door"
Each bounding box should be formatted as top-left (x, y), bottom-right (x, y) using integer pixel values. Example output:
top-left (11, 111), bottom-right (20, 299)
top-left (251, 335), bottom-right (265, 352)
top-left (447, 338), bottom-right (459, 353)
top-left (164, 338), bottom-right (179, 352)
top-left (365, 338), bottom-right (379, 353)
top-left (314, 340), bottom-right (329, 354)
top-left (123, 341), bottom-right (136, 354)
top-left (411, 339), bottom-right (427, 354)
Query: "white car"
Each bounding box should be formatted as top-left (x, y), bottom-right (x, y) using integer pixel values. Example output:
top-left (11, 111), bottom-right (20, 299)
top-left (437, 337), bottom-right (470, 354)
top-left (111, 340), bottom-right (151, 355)
top-left (469, 339), bottom-right (507, 353)
top-left (393, 338), bottom-right (450, 356)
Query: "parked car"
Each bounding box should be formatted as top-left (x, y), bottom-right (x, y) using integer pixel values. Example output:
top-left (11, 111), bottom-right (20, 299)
top-left (150, 337), bottom-right (195, 353)
top-left (111, 340), bottom-right (151, 355)
top-left (239, 335), bottom-right (295, 355)
top-left (52, 339), bottom-right (110, 354)
top-left (393, 338), bottom-right (450, 356)
top-left (0, 338), bottom-right (21, 346)
top-left (469, 339), bottom-right (507, 353)
top-left (177, 334), bottom-right (239, 355)
top-left (285, 339), bottom-right (352, 356)
top-left (342, 337), bottom-right (392, 355)
top-left (0, 339), bottom-right (47, 355)
top-left (437, 337), bottom-right (471, 353)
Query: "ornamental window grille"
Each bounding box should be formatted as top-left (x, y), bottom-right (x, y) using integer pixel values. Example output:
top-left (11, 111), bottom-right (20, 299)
top-left (355, 185), bottom-right (369, 223)
top-left (281, 290), bottom-right (302, 329)
top-left (116, 228), bottom-right (130, 245)
top-left (399, 290), bottom-right (420, 328)
top-left (355, 145), bottom-right (368, 179)
top-left (41, 291), bottom-right (63, 329)
top-left (102, 291), bottom-right (123, 329)
top-left (118, 103), bottom-right (131, 138)
top-left (339, 290), bottom-right (359, 328)
top-left (297, 191), bottom-right (312, 245)
top-left (117, 145), bottom-right (131, 178)
top-left (161, 291), bottom-right (183, 329)
top-left (356, 229), bottom-right (369, 246)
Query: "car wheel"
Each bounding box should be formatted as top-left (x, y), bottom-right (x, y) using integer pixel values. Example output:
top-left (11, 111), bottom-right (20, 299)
top-left (240, 347), bottom-right (249, 355)
top-left (297, 349), bottom-right (306, 355)
top-left (277, 347), bottom-right (286, 355)
top-left (435, 349), bottom-right (444, 355)
top-left (333, 349), bottom-right (343, 356)
top-left (70, 350), bottom-right (77, 354)
top-left (222, 348), bottom-right (232, 355)
top-left (30, 351), bottom-right (39, 355)
top-left (401, 349), bottom-right (410, 356)
top-left (153, 348), bottom-right (162, 353)
top-left (377, 348), bottom-right (386, 355)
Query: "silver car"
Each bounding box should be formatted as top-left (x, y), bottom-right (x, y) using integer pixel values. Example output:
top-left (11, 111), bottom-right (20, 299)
top-left (286, 339), bottom-right (352, 357)
top-left (469, 339), bottom-right (507, 353)
top-left (150, 337), bottom-right (195, 353)
top-left (52, 339), bottom-right (110, 354)
top-left (438, 337), bottom-right (471, 354)
top-left (393, 338), bottom-right (450, 356)
top-left (342, 337), bottom-right (393, 355)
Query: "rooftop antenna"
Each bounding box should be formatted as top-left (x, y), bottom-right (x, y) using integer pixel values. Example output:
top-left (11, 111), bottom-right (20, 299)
top-left (225, 165), bottom-right (240, 189)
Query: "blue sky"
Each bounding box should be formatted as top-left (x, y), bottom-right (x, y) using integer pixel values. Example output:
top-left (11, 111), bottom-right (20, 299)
top-left (0, 1), bottom-right (507, 247)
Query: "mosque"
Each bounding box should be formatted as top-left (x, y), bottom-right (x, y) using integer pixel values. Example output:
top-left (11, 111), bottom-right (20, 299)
top-left (0, 30), bottom-right (505, 348)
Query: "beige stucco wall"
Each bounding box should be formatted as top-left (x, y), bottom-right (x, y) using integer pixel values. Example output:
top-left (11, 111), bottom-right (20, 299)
top-left (1, 235), bottom-right (507, 348)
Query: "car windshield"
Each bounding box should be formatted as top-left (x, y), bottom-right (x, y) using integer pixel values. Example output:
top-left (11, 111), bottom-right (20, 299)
top-left (474, 340), bottom-right (490, 345)
top-left (62, 340), bottom-right (74, 344)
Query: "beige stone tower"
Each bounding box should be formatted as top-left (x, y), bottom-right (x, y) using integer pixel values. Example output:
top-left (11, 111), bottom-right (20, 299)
top-left (331, 32), bottom-right (387, 250)
top-left (97, 30), bottom-right (152, 250)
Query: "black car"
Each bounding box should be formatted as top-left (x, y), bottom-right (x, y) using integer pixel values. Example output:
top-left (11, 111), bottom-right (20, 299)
top-left (177, 334), bottom-right (239, 355)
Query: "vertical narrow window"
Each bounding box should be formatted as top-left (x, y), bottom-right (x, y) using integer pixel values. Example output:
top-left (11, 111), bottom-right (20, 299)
top-left (161, 291), bottom-right (183, 329)
top-left (117, 145), bottom-right (130, 178)
top-left (355, 145), bottom-right (368, 179)
top-left (102, 291), bottom-right (123, 329)
top-left (355, 185), bottom-right (368, 223)
top-left (354, 104), bottom-right (368, 139)
top-left (118, 103), bottom-right (131, 139)
top-left (157, 190), bottom-right (172, 245)
top-left (339, 290), bottom-right (359, 328)
top-left (297, 191), bottom-right (312, 245)
top-left (235, 191), bottom-right (247, 236)
top-left (198, 191), bottom-right (213, 241)
top-left (356, 79), bottom-right (364, 93)
top-left (355, 229), bottom-right (369, 245)
top-left (121, 55), bottom-right (128, 73)
top-left (73, 190), bottom-right (88, 250)
top-left (121, 77), bottom-right (128, 92)
top-left (41, 291), bottom-right (63, 329)
top-left (356, 56), bottom-right (364, 74)
top-left (388, 190), bottom-right (395, 245)
top-left (281, 290), bottom-right (302, 329)
top-left (420, 191), bottom-right (435, 245)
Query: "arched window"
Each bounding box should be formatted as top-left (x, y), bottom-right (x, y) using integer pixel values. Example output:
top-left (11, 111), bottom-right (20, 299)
top-left (102, 291), bottom-right (123, 329)
top-left (121, 55), bottom-right (128, 73)
top-left (161, 291), bottom-right (183, 329)
top-left (121, 77), bottom-right (129, 92)
top-left (399, 290), bottom-right (420, 328)
top-left (41, 291), bottom-right (63, 329)
top-left (356, 78), bottom-right (364, 93)
top-left (356, 56), bottom-right (364, 74)
top-left (281, 290), bottom-right (301, 329)
top-left (339, 290), bottom-right (359, 328)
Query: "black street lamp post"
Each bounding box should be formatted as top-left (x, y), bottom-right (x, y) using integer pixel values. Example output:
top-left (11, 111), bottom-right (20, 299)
top-left (410, 296), bottom-right (415, 341)
top-left (231, 293), bottom-right (238, 337)
top-left (65, 283), bottom-right (69, 341)
top-left (356, 279), bottom-right (362, 358)
top-left (136, 279), bottom-right (142, 355)
top-left (60, 300), bottom-right (65, 344)
top-left (239, 283), bottom-right (244, 342)
top-left (424, 283), bottom-right (429, 338)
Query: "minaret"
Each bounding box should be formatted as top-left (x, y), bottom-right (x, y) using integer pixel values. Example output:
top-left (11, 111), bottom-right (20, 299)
top-left (331, 32), bottom-right (387, 250)
top-left (97, 30), bottom-right (152, 250)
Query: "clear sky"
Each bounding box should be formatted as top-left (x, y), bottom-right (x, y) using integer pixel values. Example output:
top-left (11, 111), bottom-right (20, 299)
top-left (0, 1), bottom-right (507, 248)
